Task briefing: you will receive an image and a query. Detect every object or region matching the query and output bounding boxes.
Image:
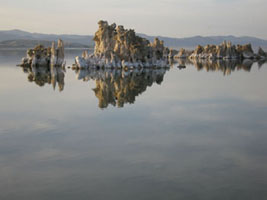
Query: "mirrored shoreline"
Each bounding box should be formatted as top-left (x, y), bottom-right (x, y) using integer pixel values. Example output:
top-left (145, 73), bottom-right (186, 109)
top-left (74, 68), bottom-right (168, 108)
top-left (176, 58), bottom-right (266, 75)
top-left (20, 64), bottom-right (65, 91)
top-left (1, 49), bottom-right (267, 200)
top-left (17, 57), bottom-right (266, 109)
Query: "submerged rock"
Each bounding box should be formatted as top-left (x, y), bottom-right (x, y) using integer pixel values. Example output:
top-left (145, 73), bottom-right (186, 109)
top-left (75, 20), bottom-right (171, 69)
top-left (20, 39), bottom-right (65, 67)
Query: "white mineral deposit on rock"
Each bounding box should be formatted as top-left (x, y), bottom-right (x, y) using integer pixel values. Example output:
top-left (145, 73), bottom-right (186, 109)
top-left (51, 39), bottom-right (64, 66)
top-left (21, 39), bottom-right (65, 67)
top-left (74, 20), bottom-right (172, 69)
top-left (174, 41), bottom-right (267, 60)
top-left (188, 41), bottom-right (242, 60)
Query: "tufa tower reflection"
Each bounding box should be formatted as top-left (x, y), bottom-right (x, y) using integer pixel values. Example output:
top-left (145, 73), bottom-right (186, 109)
top-left (20, 64), bottom-right (65, 92)
top-left (74, 68), bottom-right (168, 109)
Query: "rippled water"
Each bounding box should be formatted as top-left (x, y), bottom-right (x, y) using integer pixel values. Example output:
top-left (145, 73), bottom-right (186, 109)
top-left (1, 49), bottom-right (267, 200)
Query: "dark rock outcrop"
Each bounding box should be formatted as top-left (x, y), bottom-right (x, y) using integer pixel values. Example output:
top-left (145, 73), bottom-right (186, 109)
top-left (236, 43), bottom-right (254, 59)
top-left (257, 47), bottom-right (267, 59)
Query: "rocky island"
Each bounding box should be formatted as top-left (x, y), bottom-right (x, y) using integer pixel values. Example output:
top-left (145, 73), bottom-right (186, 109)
top-left (74, 21), bottom-right (172, 69)
top-left (176, 41), bottom-right (267, 60)
top-left (18, 20), bottom-right (267, 70)
top-left (18, 39), bottom-right (65, 91)
top-left (20, 39), bottom-right (65, 67)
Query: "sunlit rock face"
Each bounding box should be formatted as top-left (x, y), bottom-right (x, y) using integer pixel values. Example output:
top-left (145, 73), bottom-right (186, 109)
top-left (51, 40), bottom-right (64, 66)
top-left (174, 48), bottom-right (193, 59)
top-left (168, 49), bottom-right (179, 59)
top-left (236, 43), bottom-right (254, 59)
top-left (20, 64), bottom-right (65, 91)
top-left (74, 68), bottom-right (168, 108)
top-left (185, 41), bottom-right (267, 60)
top-left (75, 20), bottom-right (171, 69)
top-left (189, 41), bottom-right (240, 59)
top-left (21, 39), bottom-right (65, 67)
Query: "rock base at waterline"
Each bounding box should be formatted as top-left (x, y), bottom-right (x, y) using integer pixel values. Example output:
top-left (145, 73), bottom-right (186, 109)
top-left (20, 39), bottom-right (65, 67)
top-left (176, 41), bottom-right (267, 60)
top-left (74, 20), bottom-right (173, 69)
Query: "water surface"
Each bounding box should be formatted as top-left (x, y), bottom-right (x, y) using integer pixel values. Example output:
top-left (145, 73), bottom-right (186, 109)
top-left (0, 50), bottom-right (267, 200)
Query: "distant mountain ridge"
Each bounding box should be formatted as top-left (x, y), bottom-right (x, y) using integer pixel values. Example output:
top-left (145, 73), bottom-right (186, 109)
top-left (0, 39), bottom-right (91, 48)
top-left (1, 29), bottom-right (267, 50)
top-left (0, 29), bottom-right (93, 48)
top-left (138, 34), bottom-right (267, 50)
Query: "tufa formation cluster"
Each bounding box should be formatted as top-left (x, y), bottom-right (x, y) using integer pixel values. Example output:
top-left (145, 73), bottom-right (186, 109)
top-left (21, 39), bottom-right (65, 67)
top-left (176, 41), bottom-right (267, 60)
top-left (75, 20), bottom-right (172, 69)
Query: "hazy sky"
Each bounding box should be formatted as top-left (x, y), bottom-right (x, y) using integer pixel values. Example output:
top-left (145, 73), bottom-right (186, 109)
top-left (0, 0), bottom-right (266, 39)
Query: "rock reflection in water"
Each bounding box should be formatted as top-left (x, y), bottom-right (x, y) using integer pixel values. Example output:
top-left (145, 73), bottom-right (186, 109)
top-left (75, 68), bottom-right (168, 109)
top-left (20, 65), bottom-right (65, 91)
top-left (177, 59), bottom-right (265, 75)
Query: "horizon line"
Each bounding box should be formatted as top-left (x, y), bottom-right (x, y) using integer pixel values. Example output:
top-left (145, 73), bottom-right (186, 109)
top-left (1, 28), bottom-right (267, 41)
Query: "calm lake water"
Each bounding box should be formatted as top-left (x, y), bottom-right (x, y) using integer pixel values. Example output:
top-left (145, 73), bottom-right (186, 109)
top-left (0, 49), bottom-right (267, 200)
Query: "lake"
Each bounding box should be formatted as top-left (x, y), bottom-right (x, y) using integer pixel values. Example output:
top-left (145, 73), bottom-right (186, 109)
top-left (0, 49), bottom-right (267, 200)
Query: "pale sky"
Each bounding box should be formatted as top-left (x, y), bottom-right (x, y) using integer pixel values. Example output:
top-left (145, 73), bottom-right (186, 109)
top-left (0, 0), bottom-right (266, 39)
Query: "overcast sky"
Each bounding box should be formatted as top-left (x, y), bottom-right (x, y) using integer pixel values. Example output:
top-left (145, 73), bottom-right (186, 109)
top-left (0, 0), bottom-right (266, 39)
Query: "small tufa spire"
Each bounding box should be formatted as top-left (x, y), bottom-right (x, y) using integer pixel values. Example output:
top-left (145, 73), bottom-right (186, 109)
top-left (57, 39), bottom-right (64, 60)
top-left (51, 41), bottom-right (56, 56)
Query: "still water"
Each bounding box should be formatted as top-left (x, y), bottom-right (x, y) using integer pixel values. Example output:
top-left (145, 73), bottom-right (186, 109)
top-left (0, 49), bottom-right (267, 200)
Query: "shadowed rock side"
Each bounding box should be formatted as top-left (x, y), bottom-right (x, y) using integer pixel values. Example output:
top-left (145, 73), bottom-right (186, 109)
top-left (75, 21), bottom-right (173, 69)
top-left (176, 58), bottom-right (265, 76)
top-left (74, 68), bottom-right (168, 108)
top-left (175, 41), bottom-right (267, 60)
top-left (20, 39), bottom-right (65, 67)
top-left (19, 64), bottom-right (65, 91)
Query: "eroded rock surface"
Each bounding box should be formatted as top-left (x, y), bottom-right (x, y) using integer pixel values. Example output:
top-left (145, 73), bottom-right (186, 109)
top-left (174, 48), bottom-right (193, 59)
top-left (21, 39), bottom-right (65, 67)
top-left (177, 41), bottom-right (267, 60)
top-left (75, 21), bottom-right (171, 69)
